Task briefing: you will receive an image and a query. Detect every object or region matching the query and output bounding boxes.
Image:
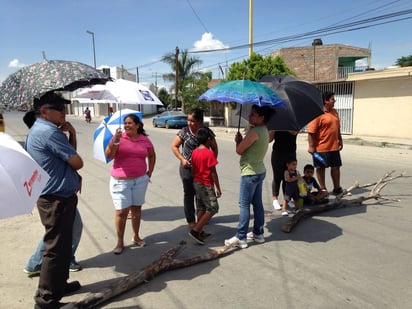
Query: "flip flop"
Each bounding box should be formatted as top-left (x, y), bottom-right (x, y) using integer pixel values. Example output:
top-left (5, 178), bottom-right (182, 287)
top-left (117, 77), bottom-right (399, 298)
top-left (113, 247), bottom-right (124, 255)
top-left (132, 239), bottom-right (146, 247)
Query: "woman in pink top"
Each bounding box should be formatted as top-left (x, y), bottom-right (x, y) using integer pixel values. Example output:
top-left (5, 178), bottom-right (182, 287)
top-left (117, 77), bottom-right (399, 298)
top-left (105, 114), bottom-right (156, 255)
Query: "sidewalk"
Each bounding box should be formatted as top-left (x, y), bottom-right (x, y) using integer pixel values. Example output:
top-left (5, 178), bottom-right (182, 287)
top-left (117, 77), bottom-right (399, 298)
top-left (209, 125), bottom-right (412, 150)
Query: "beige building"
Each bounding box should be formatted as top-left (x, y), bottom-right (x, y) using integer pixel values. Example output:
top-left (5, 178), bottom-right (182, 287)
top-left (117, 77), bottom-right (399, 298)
top-left (271, 41), bottom-right (411, 139)
top-left (347, 66), bottom-right (412, 139)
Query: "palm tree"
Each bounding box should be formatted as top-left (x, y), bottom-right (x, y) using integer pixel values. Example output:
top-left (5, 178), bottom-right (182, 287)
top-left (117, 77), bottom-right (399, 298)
top-left (162, 49), bottom-right (203, 111)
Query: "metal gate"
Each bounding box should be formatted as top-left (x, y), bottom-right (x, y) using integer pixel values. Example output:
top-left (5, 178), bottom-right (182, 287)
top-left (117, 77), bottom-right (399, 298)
top-left (316, 82), bottom-right (354, 135)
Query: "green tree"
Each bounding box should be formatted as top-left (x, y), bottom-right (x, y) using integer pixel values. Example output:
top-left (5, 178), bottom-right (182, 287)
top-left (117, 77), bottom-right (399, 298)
top-left (226, 52), bottom-right (295, 81)
top-left (157, 88), bottom-right (170, 108)
top-left (162, 49), bottom-right (203, 112)
top-left (395, 55), bottom-right (412, 67)
top-left (181, 72), bottom-right (212, 113)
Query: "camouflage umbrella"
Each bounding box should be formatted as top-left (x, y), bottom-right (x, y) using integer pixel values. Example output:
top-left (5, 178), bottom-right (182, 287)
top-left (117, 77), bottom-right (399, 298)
top-left (0, 59), bottom-right (110, 107)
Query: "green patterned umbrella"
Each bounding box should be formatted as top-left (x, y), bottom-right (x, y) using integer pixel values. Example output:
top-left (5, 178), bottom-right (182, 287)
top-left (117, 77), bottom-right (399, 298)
top-left (0, 59), bottom-right (110, 106)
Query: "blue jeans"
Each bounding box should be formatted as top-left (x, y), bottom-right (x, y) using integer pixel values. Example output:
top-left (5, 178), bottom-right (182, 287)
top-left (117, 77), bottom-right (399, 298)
top-left (236, 172), bottom-right (266, 240)
top-left (25, 208), bottom-right (82, 271)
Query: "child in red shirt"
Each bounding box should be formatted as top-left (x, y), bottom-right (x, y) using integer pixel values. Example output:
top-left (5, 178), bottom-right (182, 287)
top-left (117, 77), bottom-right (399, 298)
top-left (188, 127), bottom-right (222, 245)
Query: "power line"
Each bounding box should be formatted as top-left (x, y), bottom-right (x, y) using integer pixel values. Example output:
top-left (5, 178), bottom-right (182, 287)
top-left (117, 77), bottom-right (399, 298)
top-left (128, 7), bottom-right (412, 82)
top-left (186, 0), bottom-right (209, 33)
top-left (188, 9), bottom-right (412, 54)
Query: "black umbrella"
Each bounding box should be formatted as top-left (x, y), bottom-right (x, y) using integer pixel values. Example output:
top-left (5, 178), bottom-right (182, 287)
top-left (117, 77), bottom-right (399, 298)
top-left (259, 75), bottom-right (324, 131)
top-left (0, 59), bottom-right (110, 107)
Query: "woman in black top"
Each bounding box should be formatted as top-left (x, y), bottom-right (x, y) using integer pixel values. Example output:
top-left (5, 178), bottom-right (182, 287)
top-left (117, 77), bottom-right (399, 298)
top-left (269, 131), bottom-right (298, 211)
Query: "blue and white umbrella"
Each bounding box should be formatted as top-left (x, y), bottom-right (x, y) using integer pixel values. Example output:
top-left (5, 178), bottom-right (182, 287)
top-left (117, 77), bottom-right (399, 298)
top-left (92, 109), bottom-right (143, 163)
top-left (93, 115), bottom-right (113, 163)
top-left (105, 108), bottom-right (142, 131)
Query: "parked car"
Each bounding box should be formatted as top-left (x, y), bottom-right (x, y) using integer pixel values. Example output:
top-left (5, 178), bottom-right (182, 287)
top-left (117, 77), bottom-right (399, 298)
top-left (0, 110), bottom-right (5, 132)
top-left (152, 111), bottom-right (187, 129)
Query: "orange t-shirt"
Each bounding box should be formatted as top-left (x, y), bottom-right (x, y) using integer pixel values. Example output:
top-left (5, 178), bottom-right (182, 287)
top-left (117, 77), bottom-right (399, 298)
top-left (307, 108), bottom-right (340, 152)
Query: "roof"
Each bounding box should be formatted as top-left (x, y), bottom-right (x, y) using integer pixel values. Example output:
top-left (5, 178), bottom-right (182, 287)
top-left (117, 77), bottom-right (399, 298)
top-left (347, 66), bottom-right (412, 81)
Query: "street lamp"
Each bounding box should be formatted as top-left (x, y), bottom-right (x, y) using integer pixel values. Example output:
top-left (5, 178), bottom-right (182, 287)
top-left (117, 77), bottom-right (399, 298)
top-left (86, 30), bottom-right (96, 68)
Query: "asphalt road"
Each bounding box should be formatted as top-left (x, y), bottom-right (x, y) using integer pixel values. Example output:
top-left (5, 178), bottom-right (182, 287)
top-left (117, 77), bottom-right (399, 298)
top-left (1, 111), bottom-right (412, 309)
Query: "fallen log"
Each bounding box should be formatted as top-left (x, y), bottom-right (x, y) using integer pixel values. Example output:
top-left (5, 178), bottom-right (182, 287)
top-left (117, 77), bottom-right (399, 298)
top-left (63, 241), bottom-right (238, 309)
top-left (281, 171), bottom-right (406, 233)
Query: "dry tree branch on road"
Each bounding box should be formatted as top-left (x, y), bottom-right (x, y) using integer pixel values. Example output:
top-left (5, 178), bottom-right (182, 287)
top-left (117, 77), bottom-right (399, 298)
top-left (63, 241), bottom-right (238, 309)
top-left (281, 171), bottom-right (408, 233)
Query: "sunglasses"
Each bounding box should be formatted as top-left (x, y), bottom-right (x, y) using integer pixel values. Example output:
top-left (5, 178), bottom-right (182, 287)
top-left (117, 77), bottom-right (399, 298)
top-left (44, 104), bottom-right (65, 111)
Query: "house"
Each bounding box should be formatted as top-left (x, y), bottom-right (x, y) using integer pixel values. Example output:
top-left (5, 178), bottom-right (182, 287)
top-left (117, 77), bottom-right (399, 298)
top-left (271, 40), bottom-right (412, 138)
top-left (346, 66), bottom-right (412, 139)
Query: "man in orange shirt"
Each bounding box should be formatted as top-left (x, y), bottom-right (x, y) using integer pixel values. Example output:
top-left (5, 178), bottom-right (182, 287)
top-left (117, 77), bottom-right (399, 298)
top-left (307, 91), bottom-right (343, 195)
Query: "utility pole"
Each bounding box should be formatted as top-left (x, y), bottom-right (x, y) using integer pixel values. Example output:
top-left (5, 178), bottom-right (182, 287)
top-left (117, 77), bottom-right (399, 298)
top-left (136, 66), bottom-right (139, 83)
top-left (175, 46), bottom-right (179, 111)
top-left (86, 30), bottom-right (96, 68)
top-left (248, 0), bottom-right (253, 57)
top-left (152, 72), bottom-right (162, 94)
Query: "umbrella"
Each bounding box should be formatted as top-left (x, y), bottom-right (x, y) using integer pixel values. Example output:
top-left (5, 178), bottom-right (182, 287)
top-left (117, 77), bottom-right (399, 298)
top-left (198, 79), bottom-right (285, 130)
top-left (106, 108), bottom-right (143, 128)
top-left (259, 75), bottom-right (324, 131)
top-left (93, 116), bottom-right (113, 163)
top-left (74, 78), bottom-right (163, 105)
top-left (0, 133), bottom-right (50, 219)
top-left (0, 59), bottom-right (110, 107)
top-left (92, 109), bottom-right (142, 163)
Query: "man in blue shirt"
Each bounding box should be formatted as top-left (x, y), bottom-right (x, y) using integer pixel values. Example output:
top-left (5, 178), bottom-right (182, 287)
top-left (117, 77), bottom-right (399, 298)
top-left (26, 92), bottom-right (83, 309)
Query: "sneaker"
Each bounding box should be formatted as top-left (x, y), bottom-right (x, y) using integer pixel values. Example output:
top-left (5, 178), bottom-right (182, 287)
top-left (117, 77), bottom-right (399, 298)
top-left (199, 231), bottom-right (212, 239)
top-left (281, 211), bottom-right (289, 216)
top-left (272, 199), bottom-right (281, 210)
top-left (246, 232), bottom-right (265, 243)
top-left (188, 230), bottom-right (205, 245)
top-left (69, 260), bottom-right (82, 272)
top-left (332, 187), bottom-right (344, 195)
top-left (23, 267), bottom-right (41, 277)
top-left (224, 236), bottom-right (248, 249)
top-left (64, 280), bottom-right (81, 295)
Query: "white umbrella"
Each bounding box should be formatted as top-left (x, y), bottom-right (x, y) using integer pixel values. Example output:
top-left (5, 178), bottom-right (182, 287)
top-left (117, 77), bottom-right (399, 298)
top-left (74, 78), bottom-right (164, 105)
top-left (0, 133), bottom-right (50, 219)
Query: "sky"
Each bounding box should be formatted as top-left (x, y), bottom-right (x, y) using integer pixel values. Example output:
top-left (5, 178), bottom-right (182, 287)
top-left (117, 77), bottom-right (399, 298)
top-left (1, 0), bottom-right (411, 89)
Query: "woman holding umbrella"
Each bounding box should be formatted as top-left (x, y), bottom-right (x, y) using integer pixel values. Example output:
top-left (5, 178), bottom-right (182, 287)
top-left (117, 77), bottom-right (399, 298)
top-left (225, 105), bottom-right (275, 249)
top-left (105, 114), bottom-right (156, 254)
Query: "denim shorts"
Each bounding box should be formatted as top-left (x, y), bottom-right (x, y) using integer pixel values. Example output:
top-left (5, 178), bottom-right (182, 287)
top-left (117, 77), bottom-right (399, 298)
top-left (110, 175), bottom-right (150, 210)
top-left (193, 181), bottom-right (219, 214)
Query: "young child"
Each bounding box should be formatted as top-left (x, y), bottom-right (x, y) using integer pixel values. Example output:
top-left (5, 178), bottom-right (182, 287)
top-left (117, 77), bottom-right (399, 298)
top-left (188, 127), bottom-right (222, 245)
top-left (302, 164), bottom-right (328, 204)
top-left (281, 158), bottom-right (301, 216)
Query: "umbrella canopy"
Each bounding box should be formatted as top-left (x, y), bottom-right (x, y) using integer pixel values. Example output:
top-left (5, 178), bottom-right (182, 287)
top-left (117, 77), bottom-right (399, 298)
top-left (259, 75), bottom-right (324, 131)
top-left (74, 78), bottom-right (163, 105)
top-left (106, 108), bottom-right (143, 128)
top-left (0, 133), bottom-right (50, 219)
top-left (0, 59), bottom-right (110, 107)
top-left (198, 79), bottom-right (285, 130)
top-left (93, 116), bottom-right (113, 163)
top-left (198, 79), bottom-right (284, 106)
top-left (92, 109), bottom-right (142, 163)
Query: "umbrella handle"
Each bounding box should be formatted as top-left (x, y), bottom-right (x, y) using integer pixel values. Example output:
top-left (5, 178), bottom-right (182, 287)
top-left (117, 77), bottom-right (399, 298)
top-left (237, 105), bottom-right (242, 132)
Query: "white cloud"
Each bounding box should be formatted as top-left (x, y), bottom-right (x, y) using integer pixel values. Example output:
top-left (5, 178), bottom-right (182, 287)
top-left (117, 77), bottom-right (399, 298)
top-left (8, 59), bottom-right (27, 68)
top-left (191, 32), bottom-right (229, 52)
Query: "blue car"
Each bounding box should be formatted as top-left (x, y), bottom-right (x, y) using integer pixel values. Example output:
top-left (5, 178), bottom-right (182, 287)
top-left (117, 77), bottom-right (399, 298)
top-left (152, 111), bottom-right (187, 129)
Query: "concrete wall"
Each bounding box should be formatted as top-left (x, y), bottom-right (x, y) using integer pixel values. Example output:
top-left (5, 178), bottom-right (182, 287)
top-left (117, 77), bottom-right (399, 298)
top-left (352, 78), bottom-right (412, 138)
